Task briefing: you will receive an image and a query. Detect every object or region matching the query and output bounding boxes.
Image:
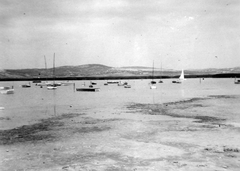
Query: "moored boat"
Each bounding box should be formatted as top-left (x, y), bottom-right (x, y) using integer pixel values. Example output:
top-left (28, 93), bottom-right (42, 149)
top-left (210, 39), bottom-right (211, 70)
top-left (234, 80), bottom-right (240, 84)
top-left (172, 80), bottom-right (181, 84)
top-left (150, 85), bottom-right (157, 89)
top-left (21, 83), bottom-right (31, 88)
top-left (1, 88), bottom-right (14, 94)
top-left (0, 86), bottom-right (11, 90)
top-left (150, 61), bottom-right (157, 88)
top-left (47, 82), bottom-right (62, 87)
top-left (172, 69), bottom-right (186, 84)
top-left (150, 81), bottom-right (156, 84)
top-left (107, 81), bottom-right (119, 84)
top-left (32, 80), bottom-right (41, 83)
top-left (47, 53), bottom-right (58, 90)
top-left (76, 88), bottom-right (100, 92)
top-left (90, 81), bottom-right (97, 85)
top-left (124, 85), bottom-right (131, 88)
top-left (118, 81), bottom-right (128, 86)
top-left (36, 81), bottom-right (51, 86)
top-left (47, 86), bottom-right (57, 90)
top-left (234, 77), bottom-right (240, 84)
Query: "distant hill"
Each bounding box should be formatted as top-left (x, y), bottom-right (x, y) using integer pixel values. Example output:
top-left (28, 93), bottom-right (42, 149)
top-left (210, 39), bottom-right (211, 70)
top-left (0, 64), bottom-right (240, 79)
top-left (0, 64), bottom-right (112, 78)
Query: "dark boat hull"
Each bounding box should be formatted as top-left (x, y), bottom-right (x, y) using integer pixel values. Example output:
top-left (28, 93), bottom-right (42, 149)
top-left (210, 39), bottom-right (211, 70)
top-left (150, 81), bottom-right (156, 84)
top-left (22, 85), bottom-right (31, 88)
top-left (172, 81), bottom-right (181, 84)
top-left (76, 88), bottom-right (100, 92)
top-left (107, 81), bottom-right (119, 84)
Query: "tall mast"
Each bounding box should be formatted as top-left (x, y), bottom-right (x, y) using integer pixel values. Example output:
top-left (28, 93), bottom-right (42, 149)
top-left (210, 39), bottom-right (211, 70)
top-left (44, 55), bottom-right (47, 70)
top-left (44, 55), bottom-right (48, 81)
top-left (152, 60), bottom-right (154, 80)
top-left (160, 61), bottom-right (162, 79)
top-left (53, 53), bottom-right (55, 84)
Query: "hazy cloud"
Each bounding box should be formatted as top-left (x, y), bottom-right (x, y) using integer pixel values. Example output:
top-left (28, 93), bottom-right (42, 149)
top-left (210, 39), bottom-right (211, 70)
top-left (1, 0), bottom-right (240, 69)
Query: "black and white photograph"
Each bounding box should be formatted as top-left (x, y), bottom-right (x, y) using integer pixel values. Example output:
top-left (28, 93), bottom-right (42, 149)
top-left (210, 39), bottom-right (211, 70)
top-left (1, 0), bottom-right (240, 170)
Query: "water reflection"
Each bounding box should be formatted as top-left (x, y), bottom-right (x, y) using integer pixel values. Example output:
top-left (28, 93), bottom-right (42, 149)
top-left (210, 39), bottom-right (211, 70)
top-left (181, 89), bottom-right (185, 98)
top-left (53, 90), bottom-right (57, 116)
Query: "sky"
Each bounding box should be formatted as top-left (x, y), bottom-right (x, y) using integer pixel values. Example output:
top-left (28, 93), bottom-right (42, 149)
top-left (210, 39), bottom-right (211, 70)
top-left (1, 0), bottom-right (240, 70)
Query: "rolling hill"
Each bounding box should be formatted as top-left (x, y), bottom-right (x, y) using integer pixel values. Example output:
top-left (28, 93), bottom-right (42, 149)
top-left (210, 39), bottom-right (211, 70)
top-left (0, 64), bottom-right (240, 80)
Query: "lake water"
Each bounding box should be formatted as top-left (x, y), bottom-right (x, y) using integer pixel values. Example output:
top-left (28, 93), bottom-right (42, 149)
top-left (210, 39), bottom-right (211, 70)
top-left (0, 78), bottom-right (240, 129)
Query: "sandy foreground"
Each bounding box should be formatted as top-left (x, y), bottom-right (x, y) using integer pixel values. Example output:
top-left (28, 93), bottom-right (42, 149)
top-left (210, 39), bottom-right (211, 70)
top-left (0, 95), bottom-right (240, 171)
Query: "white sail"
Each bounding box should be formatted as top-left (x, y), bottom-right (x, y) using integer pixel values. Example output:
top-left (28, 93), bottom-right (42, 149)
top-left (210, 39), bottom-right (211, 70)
top-left (179, 69), bottom-right (186, 80)
top-left (172, 69), bottom-right (185, 84)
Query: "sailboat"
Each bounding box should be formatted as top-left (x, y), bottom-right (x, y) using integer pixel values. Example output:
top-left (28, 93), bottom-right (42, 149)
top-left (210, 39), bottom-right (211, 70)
top-left (172, 69), bottom-right (186, 84)
top-left (36, 55), bottom-right (51, 87)
top-left (150, 61), bottom-right (157, 89)
top-left (76, 82), bottom-right (100, 92)
top-left (43, 55), bottom-right (51, 86)
top-left (234, 77), bottom-right (240, 84)
top-left (21, 82), bottom-right (31, 88)
top-left (47, 53), bottom-right (57, 90)
top-left (1, 86), bottom-right (14, 94)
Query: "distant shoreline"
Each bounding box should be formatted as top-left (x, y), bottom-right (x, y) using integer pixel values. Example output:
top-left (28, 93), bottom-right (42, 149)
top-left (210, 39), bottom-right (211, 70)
top-left (1, 73), bottom-right (240, 81)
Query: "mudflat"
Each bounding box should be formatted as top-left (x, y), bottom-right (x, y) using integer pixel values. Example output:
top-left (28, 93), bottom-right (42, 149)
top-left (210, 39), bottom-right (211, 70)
top-left (1, 95), bottom-right (240, 171)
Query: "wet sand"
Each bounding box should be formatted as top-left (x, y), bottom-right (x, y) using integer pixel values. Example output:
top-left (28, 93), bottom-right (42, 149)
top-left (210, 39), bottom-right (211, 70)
top-left (1, 95), bottom-right (240, 171)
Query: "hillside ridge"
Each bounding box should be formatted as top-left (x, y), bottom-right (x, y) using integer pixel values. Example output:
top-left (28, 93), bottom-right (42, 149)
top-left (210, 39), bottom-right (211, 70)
top-left (0, 64), bottom-right (240, 79)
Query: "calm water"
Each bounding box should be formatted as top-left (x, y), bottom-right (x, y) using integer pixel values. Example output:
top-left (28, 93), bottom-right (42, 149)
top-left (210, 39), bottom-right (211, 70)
top-left (0, 78), bottom-right (240, 129)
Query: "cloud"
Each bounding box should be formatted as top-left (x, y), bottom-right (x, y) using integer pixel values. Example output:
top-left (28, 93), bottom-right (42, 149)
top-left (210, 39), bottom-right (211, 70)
top-left (188, 16), bottom-right (194, 20)
top-left (1, 0), bottom-right (240, 69)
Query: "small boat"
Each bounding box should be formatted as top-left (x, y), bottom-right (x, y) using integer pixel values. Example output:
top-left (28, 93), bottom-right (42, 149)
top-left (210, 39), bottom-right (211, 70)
top-left (234, 77), bottom-right (240, 84)
top-left (3, 89), bottom-right (14, 94)
top-left (172, 80), bottom-right (181, 84)
top-left (32, 80), bottom-right (41, 83)
top-left (47, 53), bottom-right (58, 90)
top-left (235, 81), bottom-right (240, 84)
top-left (0, 86), bottom-right (11, 90)
top-left (172, 69), bottom-right (186, 84)
top-left (1, 86), bottom-right (14, 94)
top-left (76, 87), bottom-right (100, 92)
top-left (104, 83), bottom-right (108, 85)
top-left (124, 85), bottom-right (131, 88)
top-left (53, 82), bottom-right (62, 86)
top-left (234, 79), bottom-right (240, 84)
top-left (150, 81), bottom-right (156, 84)
top-left (36, 81), bottom-right (51, 86)
top-left (21, 83), bottom-right (31, 88)
top-left (118, 81), bottom-right (128, 86)
top-left (150, 61), bottom-right (157, 88)
top-left (107, 81), bottom-right (119, 84)
top-left (90, 81), bottom-right (97, 85)
top-left (47, 86), bottom-right (57, 90)
top-left (150, 85), bottom-right (157, 89)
